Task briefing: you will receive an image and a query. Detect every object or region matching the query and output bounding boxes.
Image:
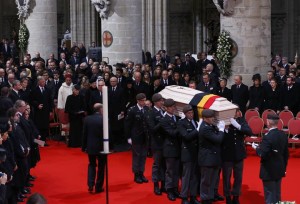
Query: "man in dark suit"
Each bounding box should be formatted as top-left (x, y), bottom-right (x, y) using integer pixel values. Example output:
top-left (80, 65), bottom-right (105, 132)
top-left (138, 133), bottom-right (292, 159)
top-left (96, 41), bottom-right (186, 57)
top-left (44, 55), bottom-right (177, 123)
top-left (177, 105), bottom-right (200, 204)
top-left (8, 80), bottom-right (22, 104)
top-left (89, 80), bottom-right (104, 110)
top-left (108, 77), bottom-right (126, 147)
top-left (231, 75), bottom-right (249, 115)
top-left (160, 99), bottom-right (180, 201)
top-left (252, 114), bottom-right (289, 204)
top-left (276, 67), bottom-right (287, 87)
top-left (42, 71), bottom-right (55, 102)
top-left (133, 72), bottom-right (150, 99)
top-left (196, 73), bottom-right (217, 94)
top-left (1, 39), bottom-right (11, 61)
top-left (182, 53), bottom-right (196, 78)
top-left (115, 68), bottom-right (127, 89)
top-left (53, 71), bottom-right (62, 101)
top-left (281, 76), bottom-right (299, 115)
top-left (30, 76), bottom-right (53, 144)
top-left (262, 71), bottom-right (274, 91)
top-left (82, 103), bottom-right (106, 193)
top-left (125, 93), bottom-right (149, 184)
top-left (198, 109), bottom-right (225, 204)
top-left (69, 51), bottom-right (80, 69)
top-left (222, 109), bottom-right (252, 204)
top-left (160, 70), bottom-right (175, 89)
top-left (145, 93), bottom-right (165, 195)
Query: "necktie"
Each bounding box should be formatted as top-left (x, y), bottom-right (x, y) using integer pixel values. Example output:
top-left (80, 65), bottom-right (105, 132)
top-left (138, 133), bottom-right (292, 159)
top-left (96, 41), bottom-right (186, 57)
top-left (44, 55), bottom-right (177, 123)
top-left (191, 120), bottom-right (197, 129)
top-left (55, 80), bottom-right (57, 85)
top-left (173, 115), bottom-right (176, 122)
top-left (164, 80), bottom-right (167, 86)
top-left (136, 82), bottom-right (139, 86)
top-left (205, 83), bottom-right (208, 87)
top-left (112, 87), bottom-right (115, 92)
top-left (118, 78), bottom-right (121, 83)
top-left (288, 86), bottom-right (291, 91)
top-left (41, 87), bottom-right (44, 93)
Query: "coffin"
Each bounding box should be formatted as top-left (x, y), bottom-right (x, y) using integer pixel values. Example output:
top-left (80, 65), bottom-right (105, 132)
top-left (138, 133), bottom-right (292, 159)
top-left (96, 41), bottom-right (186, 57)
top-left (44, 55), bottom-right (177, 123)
top-left (159, 85), bottom-right (238, 125)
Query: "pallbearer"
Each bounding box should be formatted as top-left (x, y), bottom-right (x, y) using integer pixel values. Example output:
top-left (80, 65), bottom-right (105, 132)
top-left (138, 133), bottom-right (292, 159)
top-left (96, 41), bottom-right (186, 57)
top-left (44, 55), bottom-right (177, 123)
top-left (177, 105), bottom-right (201, 204)
top-left (125, 93), bottom-right (149, 184)
top-left (145, 93), bottom-right (165, 195)
top-left (198, 109), bottom-right (225, 204)
top-left (160, 99), bottom-right (181, 201)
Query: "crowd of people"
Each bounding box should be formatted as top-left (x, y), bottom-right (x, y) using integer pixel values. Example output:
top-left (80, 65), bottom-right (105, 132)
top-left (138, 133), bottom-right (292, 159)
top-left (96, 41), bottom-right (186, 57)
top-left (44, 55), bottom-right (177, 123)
top-left (0, 38), bottom-right (294, 204)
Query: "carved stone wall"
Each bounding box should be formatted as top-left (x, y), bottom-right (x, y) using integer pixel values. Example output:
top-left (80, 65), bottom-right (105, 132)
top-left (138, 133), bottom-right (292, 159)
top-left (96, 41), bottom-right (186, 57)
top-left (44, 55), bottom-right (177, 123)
top-left (221, 0), bottom-right (271, 86)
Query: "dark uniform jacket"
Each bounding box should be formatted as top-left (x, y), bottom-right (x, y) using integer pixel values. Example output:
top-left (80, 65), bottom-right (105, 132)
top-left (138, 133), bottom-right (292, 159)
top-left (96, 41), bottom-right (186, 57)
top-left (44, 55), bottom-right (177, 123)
top-left (124, 105), bottom-right (148, 145)
top-left (82, 113), bottom-right (104, 155)
top-left (256, 128), bottom-right (289, 181)
top-left (160, 114), bottom-right (180, 158)
top-left (222, 117), bottom-right (253, 162)
top-left (145, 107), bottom-right (164, 150)
top-left (198, 121), bottom-right (224, 167)
top-left (177, 118), bottom-right (198, 163)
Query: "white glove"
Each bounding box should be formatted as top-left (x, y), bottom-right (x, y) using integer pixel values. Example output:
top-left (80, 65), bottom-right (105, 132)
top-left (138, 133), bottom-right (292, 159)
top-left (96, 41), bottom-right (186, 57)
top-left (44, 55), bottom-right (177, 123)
top-left (217, 120), bottom-right (225, 132)
top-left (127, 138), bottom-right (132, 145)
top-left (252, 142), bottom-right (258, 150)
top-left (230, 118), bottom-right (241, 130)
top-left (197, 119), bottom-right (203, 131)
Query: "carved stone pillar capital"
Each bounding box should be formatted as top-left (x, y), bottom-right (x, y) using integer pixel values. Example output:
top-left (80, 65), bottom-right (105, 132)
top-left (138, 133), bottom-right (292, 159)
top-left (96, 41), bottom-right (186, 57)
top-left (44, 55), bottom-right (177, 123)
top-left (91, 0), bottom-right (111, 19)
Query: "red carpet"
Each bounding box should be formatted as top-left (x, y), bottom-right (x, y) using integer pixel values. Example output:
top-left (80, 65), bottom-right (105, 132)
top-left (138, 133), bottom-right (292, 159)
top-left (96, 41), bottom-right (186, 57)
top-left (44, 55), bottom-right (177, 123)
top-left (28, 142), bottom-right (300, 204)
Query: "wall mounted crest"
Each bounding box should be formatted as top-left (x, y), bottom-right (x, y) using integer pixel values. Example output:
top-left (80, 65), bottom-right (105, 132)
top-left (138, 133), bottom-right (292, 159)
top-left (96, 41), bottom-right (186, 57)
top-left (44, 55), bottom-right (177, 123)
top-left (91, 0), bottom-right (111, 19)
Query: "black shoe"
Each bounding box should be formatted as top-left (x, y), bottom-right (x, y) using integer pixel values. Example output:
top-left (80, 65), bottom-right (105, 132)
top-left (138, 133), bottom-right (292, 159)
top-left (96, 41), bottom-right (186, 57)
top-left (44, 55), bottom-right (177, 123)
top-left (147, 150), bottom-right (153, 158)
top-left (167, 192), bottom-right (176, 201)
top-left (44, 143), bottom-right (50, 147)
top-left (21, 189), bottom-right (30, 194)
top-left (181, 198), bottom-right (189, 204)
top-left (232, 196), bottom-right (240, 204)
top-left (190, 196), bottom-right (201, 204)
top-left (29, 175), bottom-right (37, 179)
top-left (214, 193), bottom-right (224, 201)
top-left (88, 186), bottom-right (93, 192)
top-left (134, 173), bottom-right (143, 184)
top-left (140, 173), bottom-right (148, 183)
top-left (25, 182), bottom-right (34, 187)
top-left (17, 197), bottom-right (24, 202)
top-left (160, 181), bottom-right (167, 193)
top-left (19, 194), bottom-right (27, 199)
top-left (173, 188), bottom-right (181, 198)
top-left (23, 187), bottom-right (31, 193)
top-left (154, 182), bottom-right (162, 195)
top-left (95, 188), bottom-right (104, 193)
top-left (226, 196), bottom-right (232, 204)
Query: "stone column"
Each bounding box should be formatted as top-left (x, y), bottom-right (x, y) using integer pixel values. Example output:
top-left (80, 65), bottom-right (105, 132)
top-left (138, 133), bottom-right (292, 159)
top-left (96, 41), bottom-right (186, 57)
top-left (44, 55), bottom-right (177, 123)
top-left (101, 0), bottom-right (142, 66)
top-left (25, 0), bottom-right (57, 60)
top-left (70, 0), bottom-right (96, 46)
top-left (220, 0), bottom-right (271, 86)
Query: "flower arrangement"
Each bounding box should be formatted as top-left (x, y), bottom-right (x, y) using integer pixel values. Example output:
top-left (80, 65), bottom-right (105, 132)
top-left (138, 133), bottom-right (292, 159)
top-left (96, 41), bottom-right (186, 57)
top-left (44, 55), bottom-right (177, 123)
top-left (18, 23), bottom-right (30, 54)
top-left (216, 30), bottom-right (232, 78)
top-left (276, 202), bottom-right (296, 204)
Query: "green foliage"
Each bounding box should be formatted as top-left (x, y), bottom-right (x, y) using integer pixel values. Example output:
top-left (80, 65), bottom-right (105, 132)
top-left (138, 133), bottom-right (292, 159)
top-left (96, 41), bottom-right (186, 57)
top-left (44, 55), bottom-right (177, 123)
top-left (19, 23), bottom-right (30, 54)
top-left (216, 30), bottom-right (232, 78)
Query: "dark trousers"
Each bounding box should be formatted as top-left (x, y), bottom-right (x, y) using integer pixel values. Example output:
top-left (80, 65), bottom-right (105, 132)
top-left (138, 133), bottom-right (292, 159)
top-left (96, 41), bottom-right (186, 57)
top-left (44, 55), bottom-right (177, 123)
top-left (151, 149), bottom-right (165, 182)
top-left (39, 128), bottom-right (49, 141)
top-left (88, 154), bottom-right (107, 190)
top-left (165, 157), bottom-right (180, 190)
top-left (200, 166), bottom-right (219, 201)
top-left (222, 160), bottom-right (244, 196)
top-left (181, 161), bottom-right (199, 198)
top-left (131, 143), bottom-right (147, 173)
top-left (263, 179), bottom-right (282, 204)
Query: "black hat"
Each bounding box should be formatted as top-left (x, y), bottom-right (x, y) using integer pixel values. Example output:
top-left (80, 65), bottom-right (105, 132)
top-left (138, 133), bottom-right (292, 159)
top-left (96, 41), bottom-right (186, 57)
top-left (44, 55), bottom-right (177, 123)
top-left (89, 77), bottom-right (97, 83)
top-left (252, 73), bottom-right (261, 81)
top-left (202, 109), bottom-right (215, 118)
top-left (152, 93), bottom-right (163, 103)
top-left (136, 93), bottom-right (146, 101)
top-left (73, 84), bottom-right (81, 90)
top-left (164, 99), bottom-right (176, 107)
top-left (113, 63), bottom-right (125, 68)
top-left (182, 105), bottom-right (193, 114)
top-left (267, 114), bottom-right (279, 120)
top-left (0, 122), bottom-right (9, 133)
top-left (126, 78), bottom-right (134, 85)
top-left (0, 148), bottom-right (6, 162)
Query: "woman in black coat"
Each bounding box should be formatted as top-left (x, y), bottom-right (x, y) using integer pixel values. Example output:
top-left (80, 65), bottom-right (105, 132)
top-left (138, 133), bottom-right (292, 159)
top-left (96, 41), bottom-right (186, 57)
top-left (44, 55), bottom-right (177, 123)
top-left (248, 74), bottom-right (265, 113)
top-left (65, 85), bottom-right (85, 147)
top-left (263, 78), bottom-right (281, 114)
